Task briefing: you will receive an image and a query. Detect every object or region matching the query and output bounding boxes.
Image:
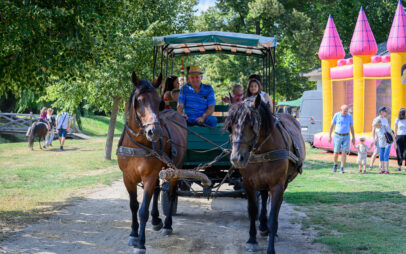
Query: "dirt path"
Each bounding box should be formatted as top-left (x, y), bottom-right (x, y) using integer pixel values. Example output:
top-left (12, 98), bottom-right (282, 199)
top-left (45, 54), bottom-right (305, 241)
top-left (0, 180), bottom-right (329, 254)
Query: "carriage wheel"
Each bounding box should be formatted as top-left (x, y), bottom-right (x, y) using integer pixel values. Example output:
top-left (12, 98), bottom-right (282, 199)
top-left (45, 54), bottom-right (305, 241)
top-left (161, 190), bottom-right (178, 216)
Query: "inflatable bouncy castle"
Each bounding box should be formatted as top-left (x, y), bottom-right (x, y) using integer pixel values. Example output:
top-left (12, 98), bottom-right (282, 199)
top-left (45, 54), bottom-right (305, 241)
top-left (314, 1), bottom-right (406, 156)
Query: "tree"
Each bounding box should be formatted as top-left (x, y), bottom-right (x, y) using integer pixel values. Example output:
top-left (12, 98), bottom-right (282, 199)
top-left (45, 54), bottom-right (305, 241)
top-left (41, 0), bottom-right (197, 159)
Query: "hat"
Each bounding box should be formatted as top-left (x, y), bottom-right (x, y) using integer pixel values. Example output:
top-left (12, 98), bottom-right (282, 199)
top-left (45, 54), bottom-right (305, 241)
top-left (378, 106), bottom-right (388, 113)
top-left (188, 66), bottom-right (203, 75)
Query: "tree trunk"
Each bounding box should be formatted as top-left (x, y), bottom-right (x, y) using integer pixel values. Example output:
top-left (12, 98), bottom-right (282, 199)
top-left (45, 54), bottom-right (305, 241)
top-left (104, 97), bottom-right (121, 160)
top-left (123, 101), bottom-right (129, 123)
top-left (256, 20), bottom-right (261, 35)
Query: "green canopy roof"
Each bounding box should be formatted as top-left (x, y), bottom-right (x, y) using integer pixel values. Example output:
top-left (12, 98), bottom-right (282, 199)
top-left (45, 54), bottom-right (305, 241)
top-left (277, 98), bottom-right (302, 107)
top-left (152, 31), bottom-right (277, 57)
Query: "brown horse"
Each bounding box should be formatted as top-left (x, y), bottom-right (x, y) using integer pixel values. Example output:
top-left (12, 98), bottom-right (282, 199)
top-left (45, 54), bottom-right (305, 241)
top-left (117, 72), bottom-right (187, 254)
top-left (28, 122), bottom-right (48, 150)
top-left (224, 95), bottom-right (305, 254)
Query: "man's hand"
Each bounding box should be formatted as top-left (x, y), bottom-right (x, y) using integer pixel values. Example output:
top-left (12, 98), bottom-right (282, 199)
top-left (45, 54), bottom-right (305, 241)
top-left (328, 136), bottom-right (332, 143)
top-left (351, 138), bottom-right (356, 146)
top-left (196, 116), bottom-right (205, 124)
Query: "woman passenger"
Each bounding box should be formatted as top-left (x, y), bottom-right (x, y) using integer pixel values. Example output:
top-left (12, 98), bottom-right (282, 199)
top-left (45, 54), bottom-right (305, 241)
top-left (162, 75), bottom-right (180, 109)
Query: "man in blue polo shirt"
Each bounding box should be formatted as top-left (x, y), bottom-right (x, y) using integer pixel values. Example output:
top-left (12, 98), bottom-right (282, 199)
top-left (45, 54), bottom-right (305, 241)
top-left (328, 105), bottom-right (356, 173)
top-left (177, 66), bottom-right (217, 128)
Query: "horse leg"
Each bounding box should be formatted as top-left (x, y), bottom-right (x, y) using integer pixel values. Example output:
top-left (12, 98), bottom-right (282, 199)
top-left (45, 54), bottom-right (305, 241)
top-left (127, 190), bottom-right (139, 246)
top-left (259, 190), bottom-right (269, 236)
top-left (151, 179), bottom-right (163, 231)
top-left (267, 183), bottom-right (284, 254)
top-left (39, 137), bottom-right (42, 150)
top-left (134, 177), bottom-right (156, 254)
top-left (162, 180), bottom-right (177, 236)
top-left (245, 188), bottom-right (259, 252)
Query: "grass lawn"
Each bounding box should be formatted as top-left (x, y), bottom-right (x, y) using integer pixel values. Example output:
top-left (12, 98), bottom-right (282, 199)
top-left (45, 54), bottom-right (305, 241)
top-left (285, 145), bottom-right (406, 254)
top-left (80, 114), bottom-right (124, 137)
top-left (0, 138), bottom-right (122, 240)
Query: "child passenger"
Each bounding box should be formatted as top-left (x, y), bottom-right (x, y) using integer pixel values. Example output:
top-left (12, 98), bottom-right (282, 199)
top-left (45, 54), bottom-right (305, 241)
top-left (373, 118), bottom-right (397, 174)
top-left (356, 137), bottom-right (369, 173)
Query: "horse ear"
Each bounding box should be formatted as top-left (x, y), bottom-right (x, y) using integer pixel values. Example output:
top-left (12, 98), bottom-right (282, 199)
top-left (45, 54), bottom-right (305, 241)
top-left (152, 73), bottom-right (163, 88)
top-left (252, 94), bottom-right (261, 109)
top-left (132, 71), bottom-right (141, 87)
top-left (229, 92), bottom-right (234, 104)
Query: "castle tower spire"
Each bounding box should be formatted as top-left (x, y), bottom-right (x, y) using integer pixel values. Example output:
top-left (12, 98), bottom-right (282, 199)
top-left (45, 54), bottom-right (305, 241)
top-left (351, 7), bottom-right (376, 134)
top-left (388, 0), bottom-right (406, 128)
top-left (318, 15), bottom-right (345, 132)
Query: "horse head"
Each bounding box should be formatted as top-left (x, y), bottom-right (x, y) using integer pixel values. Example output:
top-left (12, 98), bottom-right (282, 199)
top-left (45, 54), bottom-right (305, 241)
top-left (129, 71), bottom-right (164, 142)
top-left (225, 95), bottom-right (273, 168)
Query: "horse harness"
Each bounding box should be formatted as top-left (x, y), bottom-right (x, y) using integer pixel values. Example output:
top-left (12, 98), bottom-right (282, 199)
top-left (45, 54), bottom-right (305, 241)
top-left (116, 109), bottom-right (178, 165)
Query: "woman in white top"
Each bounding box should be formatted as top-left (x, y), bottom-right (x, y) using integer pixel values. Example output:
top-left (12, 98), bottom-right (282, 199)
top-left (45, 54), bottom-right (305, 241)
top-left (394, 108), bottom-right (406, 171)
top-left (246, 78), bottom-right (273, 110)
top-left (369, 106), bottom-right (390, 170)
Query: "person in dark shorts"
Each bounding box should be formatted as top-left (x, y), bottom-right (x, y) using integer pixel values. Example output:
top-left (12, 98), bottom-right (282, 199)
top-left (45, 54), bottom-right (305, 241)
top-left (56, 112), bottom-right (71, 151)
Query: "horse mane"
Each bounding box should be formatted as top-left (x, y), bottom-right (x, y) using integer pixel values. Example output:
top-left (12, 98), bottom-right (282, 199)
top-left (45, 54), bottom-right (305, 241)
top-left (224, 100), bottom-right (274, 133)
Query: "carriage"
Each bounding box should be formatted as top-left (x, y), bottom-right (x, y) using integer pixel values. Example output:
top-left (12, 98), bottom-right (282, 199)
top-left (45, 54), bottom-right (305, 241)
top-left (151, 31), bottom-right (277, 212)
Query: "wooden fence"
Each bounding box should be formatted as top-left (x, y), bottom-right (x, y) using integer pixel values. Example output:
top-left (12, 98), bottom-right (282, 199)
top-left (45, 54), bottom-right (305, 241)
top-left (0, 112), bottom-right (88, 139)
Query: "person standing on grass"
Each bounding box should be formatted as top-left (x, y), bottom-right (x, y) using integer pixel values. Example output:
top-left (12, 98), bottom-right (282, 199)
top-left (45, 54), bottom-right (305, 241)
top-left (373, 118), bottom-right (396, 174)
top-left (369, 107), bottom-right (390, 170)
top-left (328, 105), bottom-right (356, 173)
top-left (394, 108), bottom-right (406, 172)
top-left (44, 108), bottom-right (56, 148)
top-left (356, 137), bottom-right (369, 174)
top-left (56, 112), bottom-right (71, 151)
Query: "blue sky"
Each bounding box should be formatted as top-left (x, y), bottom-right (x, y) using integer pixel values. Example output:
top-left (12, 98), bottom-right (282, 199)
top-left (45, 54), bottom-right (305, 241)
top-left (196, 0), bottom-right (216, 15)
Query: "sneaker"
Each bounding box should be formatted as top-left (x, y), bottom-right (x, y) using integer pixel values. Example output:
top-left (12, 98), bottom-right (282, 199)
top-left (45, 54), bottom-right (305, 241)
top-left (379, 170), bottom-right (385, 174)
top-left (363, 170), bottom-right (366, 174)
top-left (332, 165), bottom-right (338, 173)
top-left (59, 146), bottom-right (64, 151)
top-left (358, 169), bottom-right (362, 173)
top-left (340, 168), bottom-right (345, 174)
top-left (385, 171), bottom-right (390, 174)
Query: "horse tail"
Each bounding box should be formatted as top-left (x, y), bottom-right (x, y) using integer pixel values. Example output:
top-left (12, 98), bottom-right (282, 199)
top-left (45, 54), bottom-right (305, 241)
top-left (28, 123), bottom-right (37, 149)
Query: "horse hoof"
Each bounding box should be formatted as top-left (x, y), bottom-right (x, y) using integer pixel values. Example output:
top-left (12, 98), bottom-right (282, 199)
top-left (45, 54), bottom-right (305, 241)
top-left (152, 221), bottom-right (163, 231)
top-left (260, 229), bottom-right (269, 237)
top-left (162, 228), bottom-right (173, 236)
top-left (246, 243), bottom-right (259, 252)
top-left (133, 248), bottom-right (146, 254)
top-left (127, 236), bottom-right (137, 246)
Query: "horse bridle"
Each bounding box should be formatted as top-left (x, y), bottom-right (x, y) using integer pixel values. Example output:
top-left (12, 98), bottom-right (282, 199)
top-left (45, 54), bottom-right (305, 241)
top-left (125, 92), bottom-right (161, 137)
top-left (231, 108), bottom-right (262, 151)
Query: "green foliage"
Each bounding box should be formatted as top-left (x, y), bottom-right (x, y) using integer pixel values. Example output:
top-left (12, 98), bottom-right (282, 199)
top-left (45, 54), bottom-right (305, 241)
top-left (1, 0), bottom-right (197, 114)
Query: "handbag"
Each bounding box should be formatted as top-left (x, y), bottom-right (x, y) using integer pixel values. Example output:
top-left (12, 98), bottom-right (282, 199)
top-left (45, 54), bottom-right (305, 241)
top-left (384, 126), bottom-right (394, 144)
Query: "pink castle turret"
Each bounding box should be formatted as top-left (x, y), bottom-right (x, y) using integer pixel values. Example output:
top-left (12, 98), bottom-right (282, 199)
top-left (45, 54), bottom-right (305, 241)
top-left (387, 0), bottom-right (406, 52)
top-left (350, 7), bottom-right (377, 55)
top-left (318, 15), bottom-right (345, 60)
top-left (319, 15), bottom-right (344, 132)
top-left (387, 0), bottom-right (406, 130)
top-left (350, 7), bottom-right (377, 133)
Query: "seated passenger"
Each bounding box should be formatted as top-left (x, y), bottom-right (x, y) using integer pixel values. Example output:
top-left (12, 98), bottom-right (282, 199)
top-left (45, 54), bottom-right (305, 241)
top-left (246, 76), bottom-right (273, 110)
top-left (177, 66), bottom-right (217, 128)
top-left (162, 75), bottom-right (180, 109)
top-left (222, 84), bottom-right (245, 104)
